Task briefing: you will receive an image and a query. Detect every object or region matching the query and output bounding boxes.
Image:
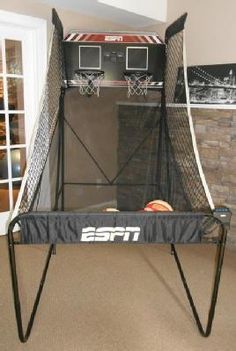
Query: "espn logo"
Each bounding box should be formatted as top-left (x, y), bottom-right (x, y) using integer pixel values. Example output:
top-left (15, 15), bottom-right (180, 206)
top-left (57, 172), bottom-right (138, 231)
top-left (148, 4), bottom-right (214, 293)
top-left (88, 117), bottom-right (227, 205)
top-left (81, 227), bottom-right (140, 242)
top-left (105, 35), bottom-right (123, 42)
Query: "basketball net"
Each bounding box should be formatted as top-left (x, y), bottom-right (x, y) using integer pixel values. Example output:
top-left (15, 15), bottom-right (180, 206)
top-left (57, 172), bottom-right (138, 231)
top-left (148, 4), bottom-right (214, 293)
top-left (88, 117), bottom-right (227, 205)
top-left (124, 72), bottom-right (153, 97)
top-left (75, 70), bottom-right (104, 97)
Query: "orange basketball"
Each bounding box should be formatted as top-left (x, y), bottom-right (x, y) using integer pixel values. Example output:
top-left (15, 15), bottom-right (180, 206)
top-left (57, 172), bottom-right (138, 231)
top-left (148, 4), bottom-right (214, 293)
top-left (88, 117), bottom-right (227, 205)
top-left (144, 200), bottom-right (173, 212)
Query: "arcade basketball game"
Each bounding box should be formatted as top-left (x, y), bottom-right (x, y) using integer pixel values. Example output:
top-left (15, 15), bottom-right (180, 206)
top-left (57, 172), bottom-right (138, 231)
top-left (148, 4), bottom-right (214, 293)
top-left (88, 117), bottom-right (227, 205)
top-left (7, 9), bottom-right (231, 343)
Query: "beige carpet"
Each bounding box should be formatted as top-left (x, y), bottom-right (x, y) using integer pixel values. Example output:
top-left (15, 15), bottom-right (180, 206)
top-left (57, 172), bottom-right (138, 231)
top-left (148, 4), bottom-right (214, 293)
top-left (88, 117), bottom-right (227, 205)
top-left (0, 236), bottom-right (235, 351)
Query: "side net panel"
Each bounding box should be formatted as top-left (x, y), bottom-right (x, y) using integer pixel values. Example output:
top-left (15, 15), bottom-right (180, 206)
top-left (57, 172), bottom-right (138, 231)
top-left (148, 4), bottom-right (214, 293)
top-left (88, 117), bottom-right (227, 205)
top-left (14, 10), bottom-right (64, 214)
top-left (159, 13), bottom-right (214, 212)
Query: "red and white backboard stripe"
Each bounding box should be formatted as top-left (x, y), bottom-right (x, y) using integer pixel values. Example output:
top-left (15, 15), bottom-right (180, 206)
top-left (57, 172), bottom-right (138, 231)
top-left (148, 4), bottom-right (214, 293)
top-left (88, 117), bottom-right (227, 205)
top-left (64, 32), bottom-right (164, 44)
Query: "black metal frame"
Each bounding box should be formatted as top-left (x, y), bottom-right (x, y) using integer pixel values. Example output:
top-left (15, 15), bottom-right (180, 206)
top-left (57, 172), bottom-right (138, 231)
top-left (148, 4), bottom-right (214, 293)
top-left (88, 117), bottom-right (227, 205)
top-left (7, 215), bottom-right (228, 343)
top-left (170, 222), bottom-right (227, 337)
top-left (6, 86), bottom-right (66, 344)
top-left (8, 218), bottom-right (55, 343)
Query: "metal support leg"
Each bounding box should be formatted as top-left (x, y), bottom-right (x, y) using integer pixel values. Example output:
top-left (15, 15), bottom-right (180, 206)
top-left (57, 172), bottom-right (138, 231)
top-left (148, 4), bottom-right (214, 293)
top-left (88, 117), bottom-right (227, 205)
top-left (170, 224), bottom-right (227, 337)
top-left (8, 225), bottom-right (54, 343)
top-left (52, 244), bottom-right (57, 255)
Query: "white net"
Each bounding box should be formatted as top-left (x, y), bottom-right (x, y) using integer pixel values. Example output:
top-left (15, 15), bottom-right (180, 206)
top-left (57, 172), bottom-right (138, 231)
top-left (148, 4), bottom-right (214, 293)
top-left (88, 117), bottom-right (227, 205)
top-left (75, 70), bottom-right (104, 97)
top-left (124, 72), bottom-right (153, 97)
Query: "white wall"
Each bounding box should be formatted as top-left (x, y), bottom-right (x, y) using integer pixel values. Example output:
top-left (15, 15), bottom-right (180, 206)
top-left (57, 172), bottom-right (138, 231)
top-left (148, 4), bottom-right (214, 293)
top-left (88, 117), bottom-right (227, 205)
top-left (147, 0), bottom-right (236, 66)
top-left (172, 0), bottom-right (236, 66)
top-left (99, 0), bottom-right (167, 22)
top-left (0, 0), bottom-right (135, 41)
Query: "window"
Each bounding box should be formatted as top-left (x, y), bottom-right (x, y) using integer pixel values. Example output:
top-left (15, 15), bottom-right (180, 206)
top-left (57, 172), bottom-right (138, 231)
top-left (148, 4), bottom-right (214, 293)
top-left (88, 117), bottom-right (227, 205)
top-left (0, 11), bottom-right (46, 234)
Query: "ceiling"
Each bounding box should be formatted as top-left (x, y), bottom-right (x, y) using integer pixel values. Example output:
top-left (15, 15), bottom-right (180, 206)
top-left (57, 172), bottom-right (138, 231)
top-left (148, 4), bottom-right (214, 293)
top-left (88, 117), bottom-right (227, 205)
top-left (39, 0), bottom-right (167, 27)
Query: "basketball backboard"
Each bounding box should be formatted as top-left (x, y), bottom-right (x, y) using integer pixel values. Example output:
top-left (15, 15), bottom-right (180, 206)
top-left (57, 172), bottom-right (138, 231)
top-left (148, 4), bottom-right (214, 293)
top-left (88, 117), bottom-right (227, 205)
top-left (63, 31), bottom-right (165, 91)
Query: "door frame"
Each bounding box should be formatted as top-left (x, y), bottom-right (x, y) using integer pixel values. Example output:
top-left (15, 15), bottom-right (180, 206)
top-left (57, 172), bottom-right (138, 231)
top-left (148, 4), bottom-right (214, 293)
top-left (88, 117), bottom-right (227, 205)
top-left (0, 10), bottom-right (47, 234)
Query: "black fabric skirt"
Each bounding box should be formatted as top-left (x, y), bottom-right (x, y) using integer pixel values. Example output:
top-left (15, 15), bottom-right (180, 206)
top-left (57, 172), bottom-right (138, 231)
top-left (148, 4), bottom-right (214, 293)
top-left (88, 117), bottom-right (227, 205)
top-left (15, 211), bottom-right (207, 244)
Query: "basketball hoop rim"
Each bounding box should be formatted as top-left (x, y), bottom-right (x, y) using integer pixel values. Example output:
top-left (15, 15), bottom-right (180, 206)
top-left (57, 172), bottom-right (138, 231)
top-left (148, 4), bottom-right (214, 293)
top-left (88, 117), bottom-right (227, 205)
top-left (75, 69), bottom-right (104, 78)
top-left (124, 71), bottom-right (153, 80)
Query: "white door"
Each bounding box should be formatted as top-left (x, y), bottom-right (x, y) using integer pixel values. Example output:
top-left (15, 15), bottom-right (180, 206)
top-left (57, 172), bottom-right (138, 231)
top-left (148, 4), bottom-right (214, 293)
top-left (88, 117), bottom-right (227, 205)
top-left (0, 13), bottom-right (47, 235)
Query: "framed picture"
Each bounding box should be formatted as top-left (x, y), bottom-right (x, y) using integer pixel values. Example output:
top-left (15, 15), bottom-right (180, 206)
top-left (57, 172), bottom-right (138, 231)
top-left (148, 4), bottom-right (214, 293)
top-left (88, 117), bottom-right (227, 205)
top-left (175, 63), bottom-right (236, 104)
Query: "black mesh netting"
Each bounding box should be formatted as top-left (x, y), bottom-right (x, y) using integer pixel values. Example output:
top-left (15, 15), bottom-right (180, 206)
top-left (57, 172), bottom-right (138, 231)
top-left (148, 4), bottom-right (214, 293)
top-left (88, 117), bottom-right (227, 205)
top-left (158, 13), bottom-right (212, 211)
top-left (62, 88), bottom-right (162, 211)
top-left (18, 10), bottom-right (64, 213)
top-left (15, 12), bottom-right (213, 216)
